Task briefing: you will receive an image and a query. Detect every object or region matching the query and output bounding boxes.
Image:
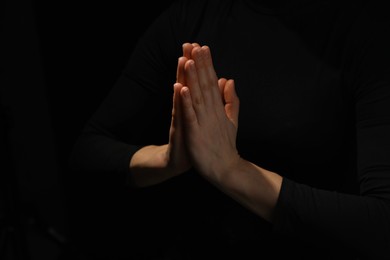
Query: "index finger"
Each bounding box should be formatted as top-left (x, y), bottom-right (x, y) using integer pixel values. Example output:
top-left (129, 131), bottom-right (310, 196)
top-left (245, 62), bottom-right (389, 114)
top-left (176, 56), bottom-right (188, 84)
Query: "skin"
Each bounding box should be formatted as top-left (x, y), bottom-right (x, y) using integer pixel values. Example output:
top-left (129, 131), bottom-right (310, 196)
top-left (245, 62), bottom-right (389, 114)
top-left (128, 43), bottom-right (197, 187)
top-left (129, 43), bottom-right (200, 187)
top-left (130, 43), bottom-right (283, 222)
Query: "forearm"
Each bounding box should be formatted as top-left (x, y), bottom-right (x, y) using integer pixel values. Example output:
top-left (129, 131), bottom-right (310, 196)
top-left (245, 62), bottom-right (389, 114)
top-left (129, 144), bottom-right (182, 188)
top-left (208, 158), bottom-right (283, 222)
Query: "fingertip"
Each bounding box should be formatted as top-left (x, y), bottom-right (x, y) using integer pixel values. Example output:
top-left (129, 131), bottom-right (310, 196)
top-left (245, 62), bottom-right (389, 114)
top-left (227, 79), bottom-right (236, 90)
top-left (224, 79), bottom-right (239, 100)
top-left (201, 45), bottom-right (210, 52)
top-left (180, 87), bottom-right (192, 103)
top-left (177, 57), bottom-right (183, 68)
top-left (191, 45), bottom-right (201, 57)
top-left (181, 86), bottom-right (190, 97)
top-left (183, 43), bottom-right (194, 58)
top-left (218, 78), bottom-right (227, 90)
top-left (182, 42), bottom-right (191, 48)
top-left (185, 59), bottom-right (195, 70)
top-left (178, 56), bottom-right (185, 62)
top-left (218, 78), bottom-right (227, 84)
top-left (229, 79), bottom-right (239, 100)
top-left (178, 56), bottom-right (188, 67)
top-left (174, 83), bottom-right (184, 93)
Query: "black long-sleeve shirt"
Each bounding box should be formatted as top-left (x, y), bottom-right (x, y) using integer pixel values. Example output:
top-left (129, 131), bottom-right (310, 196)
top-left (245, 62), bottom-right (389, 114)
top-left (69, 0), bottom-right (390, 259)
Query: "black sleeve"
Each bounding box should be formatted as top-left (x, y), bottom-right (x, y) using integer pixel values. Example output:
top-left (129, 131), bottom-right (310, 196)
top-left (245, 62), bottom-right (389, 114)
top-left (272, 6), bottom-right (390, 259)
top-left (68, 1), bottom-right (186, 186)
top-left (68, 0), bottom-right (212, 186)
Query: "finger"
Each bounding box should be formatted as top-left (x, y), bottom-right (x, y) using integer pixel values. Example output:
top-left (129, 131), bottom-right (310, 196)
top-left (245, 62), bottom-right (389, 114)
top-left (183, 43), bottom-right (200, 59)
top-left (218, 78), bottom-right (228, 100)
top-left (184, 59), bottom-right (206, 115)
top-left (172, 83), bottom-right (184, 128)
top-left (224, 79), bottom-right (239, 128)
top-left (192, 46), bottom-right (221, 106)
top-left (214, 77), bottom-right (231, 122)
top-left (176, 56), bottom-right (188, 84)
top-left (182, 43), bottom-right (193, 59)
top-left (180, 86), bottom-right (199, 128)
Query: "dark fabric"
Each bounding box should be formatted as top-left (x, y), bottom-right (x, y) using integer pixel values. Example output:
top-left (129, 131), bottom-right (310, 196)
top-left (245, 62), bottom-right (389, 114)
top-left (68, 0), bottom-right (390, 259)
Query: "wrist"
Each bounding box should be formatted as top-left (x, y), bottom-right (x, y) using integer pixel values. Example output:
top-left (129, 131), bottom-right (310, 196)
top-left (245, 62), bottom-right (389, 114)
top-left (129, 144), bottom-right (179, 187)
top-left (207, 153), bottom-right (244, 184)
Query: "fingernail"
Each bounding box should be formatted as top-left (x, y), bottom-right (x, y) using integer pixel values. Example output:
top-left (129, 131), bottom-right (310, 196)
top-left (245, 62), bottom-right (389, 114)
top-left (188, 60), bottom-right (195, 69)
top-left (182, 87), bottom-right (190, 97)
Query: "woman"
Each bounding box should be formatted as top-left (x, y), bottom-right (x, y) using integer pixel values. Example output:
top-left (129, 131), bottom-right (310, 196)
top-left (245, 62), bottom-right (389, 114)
top-left (69, 0), bottom-right (390, 259)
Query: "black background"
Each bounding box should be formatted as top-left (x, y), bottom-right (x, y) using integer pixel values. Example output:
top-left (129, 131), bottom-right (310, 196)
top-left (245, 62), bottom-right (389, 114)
top-left (1, 0), bottom-right (175, 259)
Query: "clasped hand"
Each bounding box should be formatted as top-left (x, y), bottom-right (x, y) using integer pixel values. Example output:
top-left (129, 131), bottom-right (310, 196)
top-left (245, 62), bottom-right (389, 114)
top-left (168, 43), bottom-right (241, 181)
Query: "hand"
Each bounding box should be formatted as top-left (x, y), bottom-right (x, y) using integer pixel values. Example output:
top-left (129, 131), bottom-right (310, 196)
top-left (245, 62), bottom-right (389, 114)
top-left (172, 44), bottom-right (282, 224)
top-left (128, 44), bottom-right (200, 186)
top-left (178, 45), bottom-right (241, 180)
top-left (167, 43), bottom-right (207, 174)
top-left (164, 43), bottom-right (202, 175)
top-left (165, 42), bottom-right (212, 175)
top-left (130, 43), bottom-right (239, 186)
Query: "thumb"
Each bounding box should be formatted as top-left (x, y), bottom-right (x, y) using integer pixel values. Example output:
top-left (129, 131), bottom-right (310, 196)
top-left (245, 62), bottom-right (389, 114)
top-left (223, 79), bottom-right (239, 128)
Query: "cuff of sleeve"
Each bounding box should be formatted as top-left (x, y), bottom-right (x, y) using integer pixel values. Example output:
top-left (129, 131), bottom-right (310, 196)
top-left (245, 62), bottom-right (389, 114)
top-left (272, 177), bottom-right (299, 237)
